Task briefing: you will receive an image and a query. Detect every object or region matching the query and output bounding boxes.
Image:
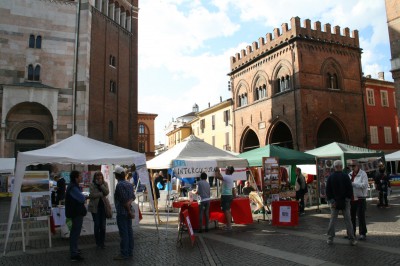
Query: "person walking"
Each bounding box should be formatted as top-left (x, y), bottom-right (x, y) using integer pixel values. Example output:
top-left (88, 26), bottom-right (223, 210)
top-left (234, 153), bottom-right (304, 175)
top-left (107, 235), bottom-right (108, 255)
top-left (374, 162), bottom-right (390, 207)
top-left (295, 167), bottom-right (307, 215)
top-left (88, 172), bottom-right (110, 249)
top-left (194, 172), bottom-right (211, 233)
top-left (65, 170), bottom-right (87, 261)
top-left (215, 166), bottom-right (236, 231)
top-left (113, 166), bottom-right (135, 260)
top-left (348, 160), bottom-right (369, 241)
top-left (326, 160), bottom-right (357, 246)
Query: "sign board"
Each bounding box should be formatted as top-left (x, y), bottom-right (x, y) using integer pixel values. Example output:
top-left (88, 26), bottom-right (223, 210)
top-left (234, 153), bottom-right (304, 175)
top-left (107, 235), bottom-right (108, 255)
top-left (182, 209), bottom-right (195, 246)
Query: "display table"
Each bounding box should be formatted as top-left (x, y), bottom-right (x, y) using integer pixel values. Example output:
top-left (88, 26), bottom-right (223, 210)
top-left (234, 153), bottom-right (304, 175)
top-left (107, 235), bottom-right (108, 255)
top-left (173, 197), bottom-right (253, 230)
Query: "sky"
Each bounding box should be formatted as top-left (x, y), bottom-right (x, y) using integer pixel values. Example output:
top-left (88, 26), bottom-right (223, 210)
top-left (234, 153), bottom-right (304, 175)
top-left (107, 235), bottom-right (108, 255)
top-left (137, 0), bottom-right (391, 145)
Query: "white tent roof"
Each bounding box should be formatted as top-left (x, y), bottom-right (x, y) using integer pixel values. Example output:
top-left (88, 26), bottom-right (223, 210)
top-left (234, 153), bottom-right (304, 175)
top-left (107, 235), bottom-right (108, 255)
top-left (147, 135), bottom-right (248, 169)
top-left (385, 150), bottom-right (400, 161)
top-left (4, 134), bottom-right (146, 254)
top-left (0, 158), bottom-right (15, 174)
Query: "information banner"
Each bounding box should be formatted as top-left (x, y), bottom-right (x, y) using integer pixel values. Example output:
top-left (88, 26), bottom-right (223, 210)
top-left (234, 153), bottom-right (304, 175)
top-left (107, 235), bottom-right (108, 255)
top-left (182, 209), bottom-right (195, 246)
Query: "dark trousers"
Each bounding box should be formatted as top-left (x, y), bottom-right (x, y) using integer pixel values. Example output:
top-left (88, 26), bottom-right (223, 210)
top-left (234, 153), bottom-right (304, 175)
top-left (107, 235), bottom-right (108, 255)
top-left (378, 190), bottom-right (388, 206)
top-left (70, 216), bottom-right (83, 257)
top-left (92, 206), bottom-right (106, 247)
top-left (295, 191), bottom-right (305, 212)
top-left (116, 214), bottom-right (134, 257)
top-left (350, 198), bottom-right (367, 236)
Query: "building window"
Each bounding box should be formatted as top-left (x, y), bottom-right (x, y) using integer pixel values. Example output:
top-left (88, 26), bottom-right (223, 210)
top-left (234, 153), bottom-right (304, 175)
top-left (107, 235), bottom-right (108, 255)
top-left (366, 89), bottom-right (375, 106)
top-left (34, 65), bottom-right (40, 81)
top-left (139, 124), bottom-right (145, 134)
top-left (384, 127), bottom-right (392, 144)
top-left (370, 126), bottom-right (378, 144)
top-left (29, 35), bottom-right (35, 48)
top-left (381, 90), bottom-right (389, 107)
top-left (110, 80), bottom-right (116, 93)
top-left (212, 115), bottom-right (215, 130)
top-left (224, 132), bottom-right (230, 151)
top-left (200, 119), bottom-right (205, 133)
top-left (108, 121), bottom-right (113, 140)
top-left (223, 110), bottom-right (230, 126)
top-left (109, 55), bottom-right (116, 67)
top-left (28, 64), bottom-right (34, 80)
top-left (35, 35), bottom-right (42, 49)
top-left (238, 93), bottom-right (248, 107)
top-left (212, 136), bottom-right (215, 146)
top-left (394, 92), bottom-right (397, 108)
top-left (327, 73), bottom-right (338, 89)
top-left (139, 142), bottom-right (145, 153)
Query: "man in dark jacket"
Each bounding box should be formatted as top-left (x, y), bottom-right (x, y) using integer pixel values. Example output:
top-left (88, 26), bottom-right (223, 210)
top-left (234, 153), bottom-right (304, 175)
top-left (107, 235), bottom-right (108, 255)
top-left (326, 160), bottom-right (357, 246)
top-left (65, 170), bottom-right (87, 261)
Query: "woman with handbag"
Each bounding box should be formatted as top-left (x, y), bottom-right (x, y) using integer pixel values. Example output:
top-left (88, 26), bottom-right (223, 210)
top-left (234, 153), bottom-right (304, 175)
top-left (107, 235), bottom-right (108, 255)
top-left (88, 172), bottom-right (110, 249)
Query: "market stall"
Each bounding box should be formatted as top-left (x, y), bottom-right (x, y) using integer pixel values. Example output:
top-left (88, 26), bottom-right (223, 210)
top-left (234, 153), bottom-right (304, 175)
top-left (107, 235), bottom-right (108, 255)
top-left (306, 142), bottom-right (385, 201)
top-left (3, 134), bottom-right (149, 255)
top-left (0, 158), bottom-right (15, 197)
top-left (383, 150), bottom-right (400, 186)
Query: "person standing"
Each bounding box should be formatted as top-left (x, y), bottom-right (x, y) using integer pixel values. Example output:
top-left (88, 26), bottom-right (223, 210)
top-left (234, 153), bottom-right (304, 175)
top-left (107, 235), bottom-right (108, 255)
top-left (113, 166), bottom-right (135, 260)
top-left (242, 181), bottom-right (255, 196)
top-left (326, 160), bottom-right (357, 246)
top-left (65, 170), bottom-right (87, 261)
top-left (374, 162), bottom-right (390, 207)
top-left (295, 167), bottom-right (307, 215)
top-left (215, 166), bottom-right (236, 231)
top-left (88, 172), bottom-right (110, 249)
top-left (194, 172), bottom-right (211, 233)
top-left (348, 160), bottom-right (369, 240)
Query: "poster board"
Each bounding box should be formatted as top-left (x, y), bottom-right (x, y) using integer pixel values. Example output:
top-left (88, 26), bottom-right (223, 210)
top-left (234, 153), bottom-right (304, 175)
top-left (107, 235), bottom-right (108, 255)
top-left (20, 171), bottom-right (51, 220)
top-left (262, 157), bottom-right (280, 201)
top-left (316, 157), bottom-right (339, 199)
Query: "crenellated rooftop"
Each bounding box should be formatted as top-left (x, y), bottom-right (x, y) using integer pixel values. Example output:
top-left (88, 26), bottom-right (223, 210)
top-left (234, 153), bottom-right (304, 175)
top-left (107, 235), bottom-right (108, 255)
top-left (230, 17), bottom-right (360, 71)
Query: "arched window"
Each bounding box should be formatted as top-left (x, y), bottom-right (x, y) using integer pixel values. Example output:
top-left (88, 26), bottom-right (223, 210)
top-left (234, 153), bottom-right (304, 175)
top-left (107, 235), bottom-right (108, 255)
top-left (139, 124), bottom-right (145, 134)
top-left (327, 73), bottom-right (339, 89)
top-left (29, 35), bottom-right (35, 48)
top-left (35, 35), bottom-right (42, 49)
top-left (110, 80), bottom-right (116, 93)
top-left (138, 142), bottom-right (145, 153)
top-left (34, 65), bottom-right (40, 81)
top-left (108, 121), bottom-right (113, 140)
top-left (28, 64), bottom-right (34, 80)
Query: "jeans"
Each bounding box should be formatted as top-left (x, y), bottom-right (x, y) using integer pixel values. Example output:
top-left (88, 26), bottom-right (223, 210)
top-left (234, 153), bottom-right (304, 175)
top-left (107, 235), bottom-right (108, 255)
top-left (92, 206), bottom-right (106, 247)
top-left (350, 198), bottom-right (367, 236)
top-left (378, 190), bottom-right (388, 206)
top-left (295, 191), bottom-right (305, 212)
top-left (327, 199), bottom-right (355, 240)
top-left (116, 214), bottom-right (133, 257)
top-left (199, 201), bottom-right (210, 230)
top-left (70, 216), bottom-right (84, 257)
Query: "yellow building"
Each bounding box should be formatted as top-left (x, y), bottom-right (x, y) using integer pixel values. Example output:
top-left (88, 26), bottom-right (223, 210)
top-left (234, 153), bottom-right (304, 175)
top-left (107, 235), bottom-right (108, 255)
top-left (191, 99), bottom-right (234, 151)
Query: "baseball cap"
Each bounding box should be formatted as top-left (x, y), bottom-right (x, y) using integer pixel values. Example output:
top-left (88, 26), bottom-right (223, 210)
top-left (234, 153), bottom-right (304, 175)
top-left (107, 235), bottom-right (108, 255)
top-left (114, 166), bottom-right (125, 175)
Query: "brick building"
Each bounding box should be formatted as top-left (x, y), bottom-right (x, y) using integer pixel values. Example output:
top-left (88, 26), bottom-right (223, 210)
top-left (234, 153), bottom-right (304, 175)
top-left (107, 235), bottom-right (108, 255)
top-left (385, 0), bottom-right (400, 125)
top-left (364, 74), bottom-right (400, 152)
top-left (228, 17), bottom-right (366, 152)
top-left (0, 0), bottom-right (139, 157)
top-left (138, 112), bottom-right (157, 160)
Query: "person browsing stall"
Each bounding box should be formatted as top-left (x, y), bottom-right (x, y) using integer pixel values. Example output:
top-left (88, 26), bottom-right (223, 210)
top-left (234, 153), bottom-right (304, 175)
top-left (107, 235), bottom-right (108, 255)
top-left (65, 170), bottom-right (87, 262)
top-left (295, 167), bottom-right (307, 215)
top-left (194, 172), bottom-right (211, 233)
top-left (326, 160), bottom-right (357, 246)
top-left (88, 172), bottom-right (110, 249)
top-left (113, 166), bottom-right (135, 260)
top-left (215, 166), bottom-right (236, 231)
top-left (348, 160), bottom-right (369, 241)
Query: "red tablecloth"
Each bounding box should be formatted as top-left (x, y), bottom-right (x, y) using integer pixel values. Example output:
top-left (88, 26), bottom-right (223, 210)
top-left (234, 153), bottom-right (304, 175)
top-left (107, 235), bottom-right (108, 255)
top-left (173, 197), bottom-right (253, 230)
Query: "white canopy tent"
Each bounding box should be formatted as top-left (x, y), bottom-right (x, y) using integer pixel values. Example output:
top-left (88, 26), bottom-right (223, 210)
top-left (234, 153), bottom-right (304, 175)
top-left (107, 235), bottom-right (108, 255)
top-left (3, 134), bottom-right (148, 254)
top-left (385, 150), bottom-right (400, 162)
top-left (147, 135), bottom-right (248, 179)
top-left (0, 158), bottom-right (16, 174)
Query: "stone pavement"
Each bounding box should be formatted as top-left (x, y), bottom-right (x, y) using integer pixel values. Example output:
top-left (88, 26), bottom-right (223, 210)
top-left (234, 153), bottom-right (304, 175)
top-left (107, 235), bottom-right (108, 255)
top-left (0, 188), bottom-right (399, 266)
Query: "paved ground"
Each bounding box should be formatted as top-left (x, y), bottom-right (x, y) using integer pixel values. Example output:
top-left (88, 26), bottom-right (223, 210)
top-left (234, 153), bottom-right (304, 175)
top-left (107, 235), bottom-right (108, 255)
top-left (0, 188), bottom-right (399, 266)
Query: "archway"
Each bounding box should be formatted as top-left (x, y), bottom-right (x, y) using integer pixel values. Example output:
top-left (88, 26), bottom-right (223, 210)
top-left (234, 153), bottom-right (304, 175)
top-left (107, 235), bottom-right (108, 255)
top-left (269, 122), bottom-right (293, 149)
top-left (241, 129), bottom-right (260, 152)
top-left (316, 118), bottom-right (345, 147)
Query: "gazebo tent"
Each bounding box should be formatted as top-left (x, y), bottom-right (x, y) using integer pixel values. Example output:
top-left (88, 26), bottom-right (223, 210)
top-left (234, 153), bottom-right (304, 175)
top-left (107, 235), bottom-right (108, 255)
top-left (3, 134), bottom-right (147, 254)
top-left (305, 142), bottom-right (384, 166)
top-left (238, 144), bottom-right (316, 167)
top-left (385, 150), bottom-right (400, 162)
top-left (147, 135), bottom-right (248, 172)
